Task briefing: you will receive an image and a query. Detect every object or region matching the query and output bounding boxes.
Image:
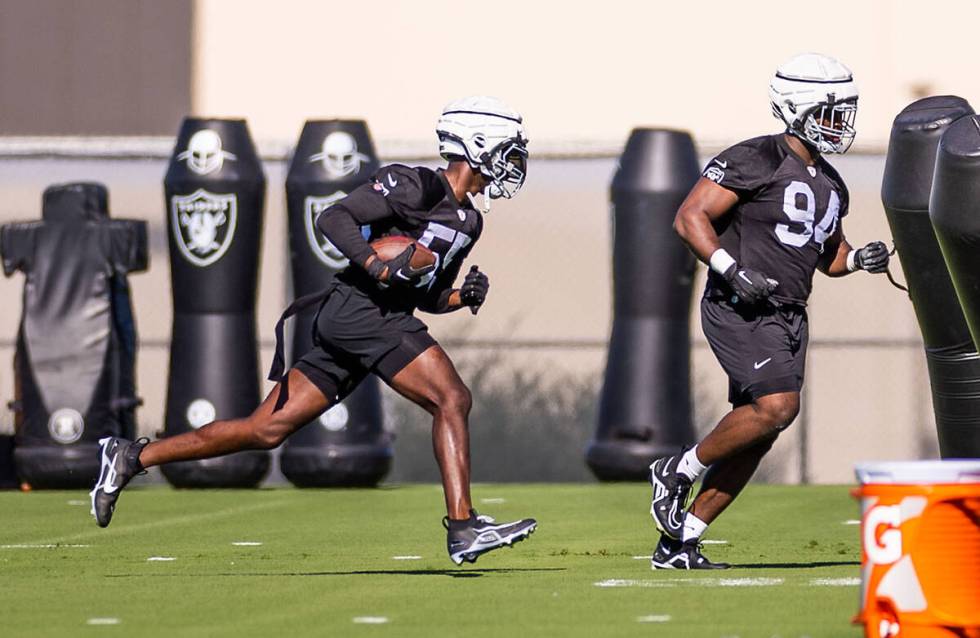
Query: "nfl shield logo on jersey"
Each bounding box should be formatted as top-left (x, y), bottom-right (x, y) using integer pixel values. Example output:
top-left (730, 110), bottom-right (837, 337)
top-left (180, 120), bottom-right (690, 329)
top-left (170, 188), bottom-right (238, 267)
top-left (304, 191), bottom-right (349, 268)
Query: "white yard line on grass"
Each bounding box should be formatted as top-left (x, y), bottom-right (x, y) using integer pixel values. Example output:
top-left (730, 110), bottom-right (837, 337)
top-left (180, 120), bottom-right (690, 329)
top-left (480, 498), bottom-right (506, 504)
top-left (1, 544), bottom-right (90, 549)
top-left (231, 541), bottom-right (263, 546)
top-left (596, 577), bottom-right (783, 588)
top-left (352, 617), bottom-right (389, 624)
top-left (701, 539), bottom-right (728, 544)
top-left (636, 615), bottom-right (672, 623)
top-left (391, 556), bottom-right (422, 560)
top-left (66, 500), bottom-right (87, 506)
top-left (810, 577), bottom-right (860, 586)
top-left (86, 618), bottom-right (120, 625)
top-left (842, 520), bottom-right (861, 525)
top-left (10, 499), bottom-right (292, 548)
top-left (147, 556), bottom-right (176, 561)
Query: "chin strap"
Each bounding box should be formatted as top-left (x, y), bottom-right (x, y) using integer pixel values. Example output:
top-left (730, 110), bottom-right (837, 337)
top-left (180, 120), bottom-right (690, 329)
top-left (467, 192), bottom-right (490, 214)
top-left (885, 243), bottom-right (910, 296)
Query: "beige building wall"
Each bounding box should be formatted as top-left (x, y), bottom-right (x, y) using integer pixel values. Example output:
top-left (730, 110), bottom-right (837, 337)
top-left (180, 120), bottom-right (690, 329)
top-left (192, 0), bottom-right (980, 149)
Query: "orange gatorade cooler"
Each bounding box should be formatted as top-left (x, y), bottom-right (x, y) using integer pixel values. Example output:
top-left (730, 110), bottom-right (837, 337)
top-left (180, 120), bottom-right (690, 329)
top-left (853, 461), bottom-right (980, 638)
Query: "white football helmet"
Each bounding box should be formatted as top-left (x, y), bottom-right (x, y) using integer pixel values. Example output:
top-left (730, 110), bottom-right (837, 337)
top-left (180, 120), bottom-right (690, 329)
top-left (769, 53), bottom-right (859, 154)
top-left (436, 96), bottom-right (528, 200)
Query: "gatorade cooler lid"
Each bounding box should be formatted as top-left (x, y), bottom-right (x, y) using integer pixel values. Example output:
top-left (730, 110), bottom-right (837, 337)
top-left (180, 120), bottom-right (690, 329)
top-left (855, 460), bottom-right (980, 485)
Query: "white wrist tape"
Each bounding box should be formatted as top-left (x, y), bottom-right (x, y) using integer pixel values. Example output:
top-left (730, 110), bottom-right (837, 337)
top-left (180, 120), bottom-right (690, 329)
top-left (846, 249), bottom-right (859, 272)
top-left (709, 249), bottom-right (737, 275)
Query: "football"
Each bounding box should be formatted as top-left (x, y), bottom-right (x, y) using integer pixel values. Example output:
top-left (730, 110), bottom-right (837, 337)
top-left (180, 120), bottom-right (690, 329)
top-left (370, 235), bottom-right (436, 270)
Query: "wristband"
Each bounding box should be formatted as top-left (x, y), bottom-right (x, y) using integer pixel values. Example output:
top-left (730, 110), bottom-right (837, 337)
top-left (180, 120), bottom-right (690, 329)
top-left (846, 250), bottom-right (859, 272)
top-left (709, 248), bottom-right (737, 276)
top-left (365, 256), bottom-right (386, 280)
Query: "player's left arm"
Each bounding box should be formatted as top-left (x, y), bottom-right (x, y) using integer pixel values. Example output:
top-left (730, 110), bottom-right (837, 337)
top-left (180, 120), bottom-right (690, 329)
top-left (818, 223), bottom-right (889, 277)
top-left (417, 248), bottom-right (488, 315)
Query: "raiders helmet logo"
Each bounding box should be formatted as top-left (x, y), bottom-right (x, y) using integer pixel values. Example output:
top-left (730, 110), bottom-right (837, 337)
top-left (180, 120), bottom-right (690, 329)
top-left (176, 129), bottom-right (237, 176)
top-left (170, 189), bottom-right (238, 267)
top-left (309, 132), bottom-right (371, 179)
top-left (304, 191), bottom-right (350, 268)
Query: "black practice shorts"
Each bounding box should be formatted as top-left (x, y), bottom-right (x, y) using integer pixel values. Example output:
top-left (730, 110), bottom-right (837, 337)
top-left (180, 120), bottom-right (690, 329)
top-left (701, 296), bottom-right (808, 407)
top-left (293, 283), bottom-right (437, 401)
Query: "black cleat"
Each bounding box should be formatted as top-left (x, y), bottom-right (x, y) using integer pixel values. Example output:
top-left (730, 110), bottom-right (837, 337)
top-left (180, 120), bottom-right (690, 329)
top-left (649, 450), bottom-right (693, 539)
top-left (90, 437), bottom-right (148, 528)
top-left (651, 534), bottom-right (730, 570)
top-left (444, 511), bottom-right (537, 565)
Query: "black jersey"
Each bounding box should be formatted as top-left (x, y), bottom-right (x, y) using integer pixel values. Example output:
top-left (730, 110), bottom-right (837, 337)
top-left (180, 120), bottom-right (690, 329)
top-left (702, 134), bottom-right (849, 305)
top-left (326, 164), bottom-right (483, 312)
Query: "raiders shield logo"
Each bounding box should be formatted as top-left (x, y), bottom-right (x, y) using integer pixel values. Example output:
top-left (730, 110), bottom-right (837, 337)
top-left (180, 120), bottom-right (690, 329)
top-left (170, 188), bottom-right (238, 267)
top-left (304, 191), bottom-right (349, 268)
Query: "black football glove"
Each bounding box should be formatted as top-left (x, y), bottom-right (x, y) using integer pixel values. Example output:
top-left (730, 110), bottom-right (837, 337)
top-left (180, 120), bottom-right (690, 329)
top-left (460, 265), bottom-right (489, 314)
top-left (379, 245), bottom-right (435, 288)
top-left (723, 264), bottom-right (778, 305)
top-left (854, 241), bottom-right (889, 274)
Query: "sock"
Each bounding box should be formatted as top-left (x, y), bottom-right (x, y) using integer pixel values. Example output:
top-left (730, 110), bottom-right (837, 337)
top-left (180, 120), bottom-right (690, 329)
top-left (676, 445), bottom-right (707, 481)
top-left (682, 512), bottom-right (708, 543)
top-left (447, 510), bottom-right (477, 530)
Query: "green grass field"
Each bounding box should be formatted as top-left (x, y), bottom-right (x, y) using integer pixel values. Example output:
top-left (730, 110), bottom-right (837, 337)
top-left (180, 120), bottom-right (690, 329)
top-left (1, 484), bottom-right (864, 637)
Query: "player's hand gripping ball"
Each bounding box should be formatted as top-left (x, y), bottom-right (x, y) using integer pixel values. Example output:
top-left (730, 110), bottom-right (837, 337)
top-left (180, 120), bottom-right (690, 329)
top-left (723, 263), bottom-right (778, 305)
top-left (855, 241), bottom-right (889, 273)
top-left (370, 236), bottom-right (436, 288)
top-left (460, 265), bottom-right (489, 314)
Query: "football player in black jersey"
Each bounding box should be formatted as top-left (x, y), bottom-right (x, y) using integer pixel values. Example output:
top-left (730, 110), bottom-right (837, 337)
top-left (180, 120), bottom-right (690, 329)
top-left (91, 96), bottom-right (537, 565)
top-left (648, 54), bottom-right (891, 569)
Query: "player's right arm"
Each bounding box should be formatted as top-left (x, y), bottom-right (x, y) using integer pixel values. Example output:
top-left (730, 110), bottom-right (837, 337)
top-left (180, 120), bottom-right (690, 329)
top-left (674, 178), bottom-right (776, 304)
top-left (317, 165), bottom-right (424, 283)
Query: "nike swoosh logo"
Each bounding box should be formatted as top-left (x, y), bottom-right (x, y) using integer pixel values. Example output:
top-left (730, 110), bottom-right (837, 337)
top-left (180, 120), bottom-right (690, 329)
top-left (738, 271), bottom-right (753, 285)
top-left (102, 453), bottom-right (121, 493)
top-left (387, 174), bottom-right (398, 188)
top-left (754, 358), bottom-right (772, 370)
top-left (714, 159), bottom-right (727, 168)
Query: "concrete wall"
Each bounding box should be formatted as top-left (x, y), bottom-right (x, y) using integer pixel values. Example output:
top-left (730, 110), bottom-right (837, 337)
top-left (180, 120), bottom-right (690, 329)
top-left (0, 0), bottom-right (192, 135)
top-left (192, 0), bottom-right (980, 149)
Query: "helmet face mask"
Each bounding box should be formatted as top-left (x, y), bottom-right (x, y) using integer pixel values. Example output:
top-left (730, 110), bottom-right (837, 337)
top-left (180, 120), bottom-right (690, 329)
top-left (769, 53), bottom-right (859, 155)
top-left (436, 96), bottom-right (528, 204)
top-left (481, 139), bottom-right (528, 199)
top-left (800, 99), bottom-right (857, 154)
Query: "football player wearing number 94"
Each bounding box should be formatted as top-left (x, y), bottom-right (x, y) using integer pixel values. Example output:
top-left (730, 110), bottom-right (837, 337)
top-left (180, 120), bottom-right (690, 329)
top-left (647, 53), bottom-right (890, 569)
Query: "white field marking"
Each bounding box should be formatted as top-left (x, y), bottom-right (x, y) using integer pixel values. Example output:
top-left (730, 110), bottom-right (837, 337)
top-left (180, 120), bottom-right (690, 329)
top-left (632, 555), bottom-right (652, 560)
top-left (86, 618), bottom-right (120, 625)
top-left (147, 556), bottom-right (176, 562)
top-left (480, 497), bottom-right (506, 504)
top-left (66, 499), bottom-right (87, 506)
top-left (810, 577), bottom-right (860, 586)
top-left (11, 499), bottom-right (292, 547)
top-left (842, 520), bottom-right (861, 525)
top-left (352, 617), bottom-right (388, 624)
top-left (231, 541), bottom-right (263, 546)
top-left (701, 539), bottom-right (728, 544)
top-left (595, 577), bottom-right (783, 588)
top-left (636, 615), bottom-right (671, 623)
top-left (391, 555), bottom-right (422, 560)
top-left (1, 544), bottom-right (90, 549)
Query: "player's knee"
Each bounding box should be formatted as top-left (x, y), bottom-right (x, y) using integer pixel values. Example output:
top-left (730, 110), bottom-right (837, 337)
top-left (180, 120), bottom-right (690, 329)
top-left (438, 384), bottom-right (472, 418)
top-left (251, 417), bottom-right (292, 449)
top-left (754, 395), bottom-right (799, 432)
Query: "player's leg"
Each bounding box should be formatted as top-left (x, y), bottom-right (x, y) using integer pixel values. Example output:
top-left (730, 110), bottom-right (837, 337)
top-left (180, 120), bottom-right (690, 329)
top-left (139, 369), bottom-right (333, 467)
top-left (650, 298), bottom-right (800, 540)
top-left (380, 337), bottom-right (536, 564)
top-left (91, 368), bottom-right (335, 527)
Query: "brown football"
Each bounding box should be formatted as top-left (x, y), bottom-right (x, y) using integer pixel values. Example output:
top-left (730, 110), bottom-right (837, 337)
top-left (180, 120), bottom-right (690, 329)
top-left (370, 235), bottom-right (436, 270)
